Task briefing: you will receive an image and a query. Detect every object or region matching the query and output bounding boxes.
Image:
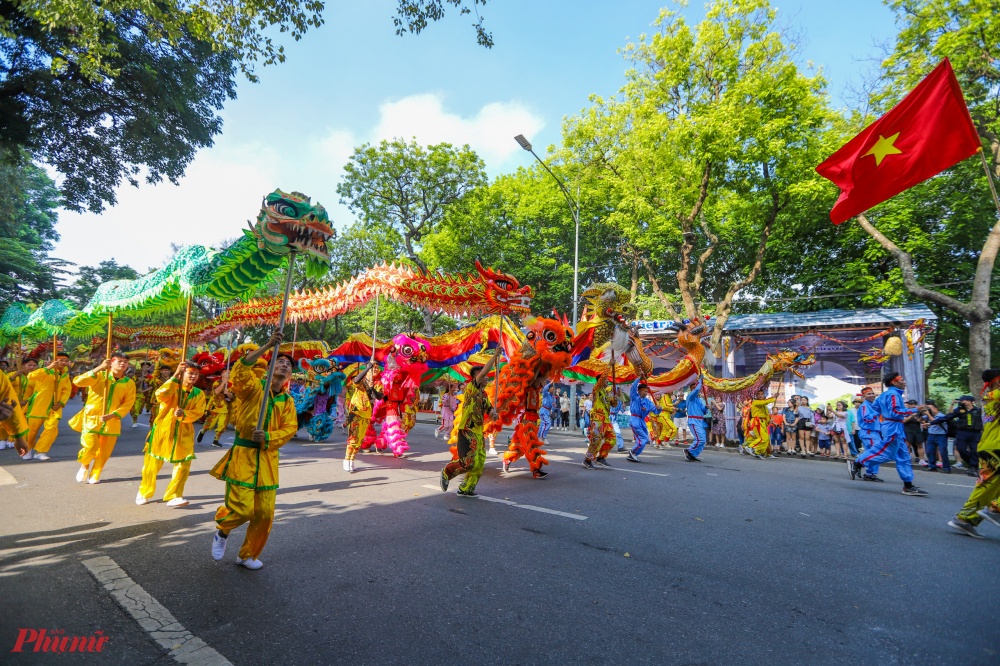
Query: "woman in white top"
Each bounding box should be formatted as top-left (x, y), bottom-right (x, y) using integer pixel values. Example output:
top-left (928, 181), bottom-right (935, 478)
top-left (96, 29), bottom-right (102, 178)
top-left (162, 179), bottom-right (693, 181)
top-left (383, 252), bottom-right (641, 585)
top-left (829, 401), bottom-right (849, 459)
top-left (795, 397), bottom-right (816, 457)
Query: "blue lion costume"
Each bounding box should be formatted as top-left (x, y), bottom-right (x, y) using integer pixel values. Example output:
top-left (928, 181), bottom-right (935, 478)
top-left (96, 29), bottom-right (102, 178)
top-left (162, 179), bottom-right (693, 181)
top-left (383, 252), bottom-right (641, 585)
top-left (297, 358), bottom-right (347, 442)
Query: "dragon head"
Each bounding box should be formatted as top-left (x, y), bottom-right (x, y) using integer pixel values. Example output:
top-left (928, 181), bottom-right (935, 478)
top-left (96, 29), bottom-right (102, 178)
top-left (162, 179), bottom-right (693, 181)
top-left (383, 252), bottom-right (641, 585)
top-left (475, 260), bottom-right (532, 315)
top-left (524, 316), bottom-right (575, 380)
top-left (581, 283), bottom-right (637, 347)
top-left (769, 349), bottom-right (817, 379)
top-left (251, 189), bottom-right (335, 269)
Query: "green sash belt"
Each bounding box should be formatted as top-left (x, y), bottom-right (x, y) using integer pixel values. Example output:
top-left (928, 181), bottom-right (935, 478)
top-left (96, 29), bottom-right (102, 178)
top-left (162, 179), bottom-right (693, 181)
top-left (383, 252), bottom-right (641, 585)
top-left (233, 437), bottom-right (261, 450)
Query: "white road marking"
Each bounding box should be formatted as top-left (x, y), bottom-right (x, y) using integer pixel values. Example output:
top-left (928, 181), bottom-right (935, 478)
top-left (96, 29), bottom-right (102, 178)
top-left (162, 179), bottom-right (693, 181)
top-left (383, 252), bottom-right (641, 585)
top-left (706, 473), bottom-right (718, 476)
top-left (550, 459), bottom-right (671, 478)
top-left (937, 483), bottom-right (975, 489)
top-left (421, 485), bottom-right (586, 520)
top-left (82, 556), bottom-right (232, 666)
top-left (799, 512), bottom-right (810, 516)
top-left (0, 466), bottom-right (17, 485)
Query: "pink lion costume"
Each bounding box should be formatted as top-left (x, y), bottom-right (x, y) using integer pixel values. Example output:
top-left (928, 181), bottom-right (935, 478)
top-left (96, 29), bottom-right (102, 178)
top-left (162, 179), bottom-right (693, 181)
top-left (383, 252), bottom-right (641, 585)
top-left (370, 333), bottom-right (429, 457)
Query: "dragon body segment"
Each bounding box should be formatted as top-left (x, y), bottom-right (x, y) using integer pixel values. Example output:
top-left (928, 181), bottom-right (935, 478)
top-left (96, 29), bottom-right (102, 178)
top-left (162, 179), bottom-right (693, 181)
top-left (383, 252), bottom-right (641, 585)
top-left (0, 190), bottom-right (333, 339)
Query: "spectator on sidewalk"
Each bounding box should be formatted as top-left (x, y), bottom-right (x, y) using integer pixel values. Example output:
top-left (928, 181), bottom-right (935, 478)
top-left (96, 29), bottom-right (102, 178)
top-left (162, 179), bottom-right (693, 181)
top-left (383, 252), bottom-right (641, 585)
top-left (944, 395), bottom-right (982, 476)
top-left (796, 396), bottom-right (816, 456)
top-left (923, 400), bottom-right (951, 473)
top-left (709, 397), bottom-right (726, 448)
top-left (783, 397), bottom-right (799, 454)
top-left (559, 391), bottom-right (570, 430)
top-left (815, 416), bottom-right (832, 457)
top-left (673, 392), bottom-right (688, 443)
top-left (846, 397), bottom-right (862, 455)
top-left (903, 399), bottom-right (928, 466)
top-left (830, 401), bottom-right (849, 459)
top-left (769, 405), bottom-right (784, 454)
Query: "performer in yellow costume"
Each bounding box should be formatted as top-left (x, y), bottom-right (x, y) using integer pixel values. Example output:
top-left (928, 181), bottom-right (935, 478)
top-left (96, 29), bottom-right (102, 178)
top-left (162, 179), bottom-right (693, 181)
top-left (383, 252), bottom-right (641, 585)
top-left (147, 366), bottom-right (173, 423)
top-left (210, 332), bottom-right (297, 570)
top-left (137, 361), bottom-right (206, 507)
top-left (198, 375), bottom-right (231, 447)
top-left (652, 393), bottom-right (676, 447)
top-left (23, 352), bottom-right (72, 461)
top-left (3, 358), bottom-right (36, 451)
top-left (0, 369), bottom-right (30, 455)
top-left (583, 374), bottom-right (618, 468)
top-left (343, 362), bottom-right (384, 473)
top-left (742, 389), bottom-right (777, 458)
top-left (70, 353), bottom-right (136, 484)
top-left (949, 369), bottom-right (1000, 538)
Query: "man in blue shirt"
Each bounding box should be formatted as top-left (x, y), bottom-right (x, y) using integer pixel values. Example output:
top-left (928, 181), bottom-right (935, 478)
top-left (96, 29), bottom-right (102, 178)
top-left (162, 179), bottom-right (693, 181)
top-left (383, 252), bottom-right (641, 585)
top-left (626, 377), bottom-right (661, 463)
top-left (673, 394), bottom-right (688, 443)
top-left (850, 373), bottom-right (928, 496)
top-left (684, 376), bottom-right (707, 462)
top-left (922, 400), bottom-right (951, 473)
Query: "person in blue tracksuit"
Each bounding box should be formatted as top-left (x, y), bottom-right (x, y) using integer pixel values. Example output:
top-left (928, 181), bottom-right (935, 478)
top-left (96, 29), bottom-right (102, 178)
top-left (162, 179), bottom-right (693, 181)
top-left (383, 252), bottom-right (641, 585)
top-left (626, 378), bottom-right (660, 463)
top-left (539, 382), bottom-right (556, 442)
top-left (849, 373), bottom-right (928, 496)
top-left (850, 387), bottom-right (881, 466)
top-left (684, 376), bottom-right (707, 461)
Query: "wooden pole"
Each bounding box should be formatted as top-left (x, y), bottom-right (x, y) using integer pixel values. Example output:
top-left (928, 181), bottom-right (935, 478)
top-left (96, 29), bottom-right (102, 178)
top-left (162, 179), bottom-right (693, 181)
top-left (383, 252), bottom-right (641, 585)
top-left (180, 295), bottom-right (193, 363)
top-left (370, 293), bottom-right (380, 363)
top-left (16, 333), bottom-right (22, 371)
top-left (493, 314), bottom-right (504, 408)
top-left (256, 253), bottom-right (297, 431)
top-left (292, 319), bottom-right (298, 360)
top-left (53, 332), bottom-right (58, 362)
top-left (105, 314), bottom-right (113, 359)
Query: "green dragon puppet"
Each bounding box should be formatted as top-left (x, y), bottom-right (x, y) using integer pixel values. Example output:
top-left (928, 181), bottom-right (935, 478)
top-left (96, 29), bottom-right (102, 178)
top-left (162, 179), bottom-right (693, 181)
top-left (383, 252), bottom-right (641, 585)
top-left (0, 190), bottom-right (333, 339)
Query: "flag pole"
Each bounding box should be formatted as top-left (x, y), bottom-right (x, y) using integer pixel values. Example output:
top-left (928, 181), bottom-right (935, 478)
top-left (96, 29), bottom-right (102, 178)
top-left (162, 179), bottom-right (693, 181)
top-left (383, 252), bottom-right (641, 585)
top-left (370, 293), bottom-right (380, 363)
top-left (17, 332), bottom-right (22, 371)
top-left (180, 295), bottom-right (193, 363)
top-left (256, 252), bottom-right (297, 431)
top-left (979, 150), bottom-right (1000, 218)
top-left (106, 314), bottom-right (114, 360)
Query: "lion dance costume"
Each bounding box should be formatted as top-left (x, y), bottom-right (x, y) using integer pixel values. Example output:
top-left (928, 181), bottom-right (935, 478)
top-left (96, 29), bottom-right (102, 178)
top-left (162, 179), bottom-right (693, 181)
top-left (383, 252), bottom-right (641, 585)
top-left (371, 334), bottom-right (428, 458)
top-left (483, 317), bottom-right (574, 480)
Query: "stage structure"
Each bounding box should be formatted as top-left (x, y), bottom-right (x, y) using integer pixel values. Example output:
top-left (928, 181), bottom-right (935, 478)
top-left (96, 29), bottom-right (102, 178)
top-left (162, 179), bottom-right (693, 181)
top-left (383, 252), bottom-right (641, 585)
top-left (637, 305), bottom-right (936, 439)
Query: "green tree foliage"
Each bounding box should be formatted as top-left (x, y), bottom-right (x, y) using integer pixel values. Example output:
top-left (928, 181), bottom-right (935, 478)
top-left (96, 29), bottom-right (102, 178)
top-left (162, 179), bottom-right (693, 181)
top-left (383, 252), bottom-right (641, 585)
top-left (562, 0), bottom-right (838, 351)
top-left (0, 155), bottom-right (68, 313)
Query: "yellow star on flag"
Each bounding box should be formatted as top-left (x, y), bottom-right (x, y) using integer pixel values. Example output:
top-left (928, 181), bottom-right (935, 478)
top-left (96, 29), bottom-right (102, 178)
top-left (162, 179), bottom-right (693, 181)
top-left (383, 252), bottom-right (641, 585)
top-left (863, 132), bottom-right (903, 166)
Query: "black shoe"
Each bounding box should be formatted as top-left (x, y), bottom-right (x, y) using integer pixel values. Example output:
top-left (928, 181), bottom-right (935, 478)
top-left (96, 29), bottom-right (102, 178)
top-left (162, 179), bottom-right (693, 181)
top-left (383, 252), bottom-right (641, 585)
top-left (948, 519), bottom-right (984, 539)
top-left (966, 469), bottom-right (979, 477)
top-left (197, 431), bottom-right (205, 444)
top-left (626, 453), bottom-right (640, 463)
top-left (902, 486), bottom-right (929, 497)
top-left (684, 450), bottom-right (700, 462)
top-left (862, 473), bottom-right (884, 483)
top-left (849, 460), bottom-right (863, 481)
top-left (212, 439), bottom-right (221, 448)
top-left (439, 470), bottom-right (449, 492)
top-left (595, 457), bottom-right (612, 469)
top-left (942, 468), bottom-right (951, 474)
top-left (533, 470), bottom-right (548, 479)
top-left (457, 488), bottom-right (477, 497)
top-left (926, 466), bottom-right (938, 472)
top-left (583, 458), bottom-right (596, 470)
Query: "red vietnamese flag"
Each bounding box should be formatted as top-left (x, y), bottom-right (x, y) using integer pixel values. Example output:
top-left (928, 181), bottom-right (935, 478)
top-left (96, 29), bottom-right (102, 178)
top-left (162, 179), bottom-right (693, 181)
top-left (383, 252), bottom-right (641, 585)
top-left (816, 58), bottom-right (982, 224)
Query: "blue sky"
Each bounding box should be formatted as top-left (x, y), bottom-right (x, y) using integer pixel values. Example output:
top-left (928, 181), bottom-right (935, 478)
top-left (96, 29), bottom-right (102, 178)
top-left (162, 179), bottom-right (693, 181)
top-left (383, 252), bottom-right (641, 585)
top-left (52, 0), bottom-right (899, 272)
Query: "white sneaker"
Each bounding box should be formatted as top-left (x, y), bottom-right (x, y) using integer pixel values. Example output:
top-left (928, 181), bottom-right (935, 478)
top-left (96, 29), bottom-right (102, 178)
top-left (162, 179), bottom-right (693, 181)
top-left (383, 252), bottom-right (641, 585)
top-left (76, 466), bottom-right (88, 483)
top-left (34, 452), bottom-right (50, 461)
top-left (135, 492), bottom-right (148, 505)
top-left (211, 532), bottom-right (228, 560)
top-left (487, 447), bottom-right (498, 456)
top-left (21, 451), bottom-right (34, 460)
top-left (131, 422), bottom-right (138, 428)
top-left (348, 459), bottom-right (355, 473)
top-left (87, 476), bottom-right (100, 484)
top-left (343, 459), bottom-right (351, 472)
top-left (166, 497), bottom-right (189, 507)
top-left (236, 556), bottom-right (263, 570)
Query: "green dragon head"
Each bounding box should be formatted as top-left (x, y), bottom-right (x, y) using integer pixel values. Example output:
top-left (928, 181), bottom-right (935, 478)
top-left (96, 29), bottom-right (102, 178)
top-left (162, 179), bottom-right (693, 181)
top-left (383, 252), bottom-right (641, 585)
top-left (251, 189), bottom-right (335, 268)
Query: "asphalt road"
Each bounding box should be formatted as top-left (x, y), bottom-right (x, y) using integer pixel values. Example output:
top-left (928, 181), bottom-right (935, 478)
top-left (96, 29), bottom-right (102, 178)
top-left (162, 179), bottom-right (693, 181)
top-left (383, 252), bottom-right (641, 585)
top-left (2, 402), bottom-right (998, 666)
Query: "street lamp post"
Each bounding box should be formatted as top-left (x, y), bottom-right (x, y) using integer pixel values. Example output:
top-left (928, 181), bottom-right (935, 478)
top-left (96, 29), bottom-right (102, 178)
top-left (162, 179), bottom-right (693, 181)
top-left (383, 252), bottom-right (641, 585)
top-left (515, 134), bottom-right (582, 432)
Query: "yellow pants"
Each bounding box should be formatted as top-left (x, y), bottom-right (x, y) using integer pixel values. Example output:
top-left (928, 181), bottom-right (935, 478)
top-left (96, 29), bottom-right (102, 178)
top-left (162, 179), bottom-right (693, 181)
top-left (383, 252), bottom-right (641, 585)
top-left (34, 410), bottom-right (63, 453)
top-left (26, 418), bottom-right (44, 449)
top-left (139, 454), bottom-right (191, 501)
top-left (200, 411), bottom-right (228, 439)
top-left (77, 433), bottom-right (118, 481)
top-left (745, 418), bottom-right (770, 455)
top-left (215, 485), bottom-right (276, 560)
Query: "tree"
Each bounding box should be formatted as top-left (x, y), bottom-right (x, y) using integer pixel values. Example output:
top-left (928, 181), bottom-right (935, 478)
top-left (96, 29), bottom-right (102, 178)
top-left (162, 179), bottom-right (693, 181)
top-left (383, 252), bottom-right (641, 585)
top-left (843, 0), bottom-right (1000, 392)
top-left (0, 155), bottom-right (68, 313)
top-left (562, 0), bottom-right (837, 352)
top-left (1, 2), bottom-right (496, 212)
top-left (337, 139), bottom-right (487, 332)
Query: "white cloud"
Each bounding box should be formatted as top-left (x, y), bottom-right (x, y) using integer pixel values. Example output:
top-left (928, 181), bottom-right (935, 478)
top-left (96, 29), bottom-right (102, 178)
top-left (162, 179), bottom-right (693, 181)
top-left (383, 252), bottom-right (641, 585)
top-left (374, 94), bottom-right (545, 168)
top-left (52, 94), bottom-right (544, 273)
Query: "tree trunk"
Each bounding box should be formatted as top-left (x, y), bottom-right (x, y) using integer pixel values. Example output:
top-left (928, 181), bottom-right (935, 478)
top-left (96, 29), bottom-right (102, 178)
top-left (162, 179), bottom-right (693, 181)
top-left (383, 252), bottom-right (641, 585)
top-left (630, 257), bottom-right (638, 302)
top-left (856, 211), bottom-right (998, 395)
top-left (640, 257), bottom-right (678, 319)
